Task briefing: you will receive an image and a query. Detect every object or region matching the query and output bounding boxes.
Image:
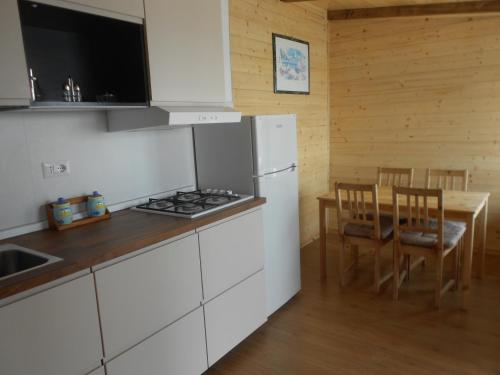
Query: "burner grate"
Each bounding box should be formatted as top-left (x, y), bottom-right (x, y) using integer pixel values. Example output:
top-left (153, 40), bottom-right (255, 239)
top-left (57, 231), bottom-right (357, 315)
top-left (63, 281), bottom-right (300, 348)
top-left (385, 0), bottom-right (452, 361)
top-left (134, 189), bottom-right (249, 218)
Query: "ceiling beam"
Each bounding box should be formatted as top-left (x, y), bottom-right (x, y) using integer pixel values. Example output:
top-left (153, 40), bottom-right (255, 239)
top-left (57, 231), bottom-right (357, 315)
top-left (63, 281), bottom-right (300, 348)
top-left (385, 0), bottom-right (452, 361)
top-left (328, 0), bottom-right (500, 20)
top-left (280, 0), bottom-right (317, 2)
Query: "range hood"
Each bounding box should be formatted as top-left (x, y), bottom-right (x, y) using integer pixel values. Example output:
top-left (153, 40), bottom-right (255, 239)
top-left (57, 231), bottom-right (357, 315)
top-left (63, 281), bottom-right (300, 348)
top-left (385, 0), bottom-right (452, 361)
top-left (107, 106), bottom-right (242, 131)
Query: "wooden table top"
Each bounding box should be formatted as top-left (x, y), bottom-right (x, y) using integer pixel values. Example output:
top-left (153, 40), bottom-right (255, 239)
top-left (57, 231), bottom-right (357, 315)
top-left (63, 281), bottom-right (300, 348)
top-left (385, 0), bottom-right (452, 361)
top-left (318, 186), bottom-right (489, 216)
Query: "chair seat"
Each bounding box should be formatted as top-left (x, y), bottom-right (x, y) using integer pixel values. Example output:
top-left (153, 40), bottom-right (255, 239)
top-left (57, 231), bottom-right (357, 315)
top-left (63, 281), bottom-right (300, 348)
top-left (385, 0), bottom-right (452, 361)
top-left (400, 220), bottom-right (466, 249)
top-left (344, 215), bottom-right (393, 240)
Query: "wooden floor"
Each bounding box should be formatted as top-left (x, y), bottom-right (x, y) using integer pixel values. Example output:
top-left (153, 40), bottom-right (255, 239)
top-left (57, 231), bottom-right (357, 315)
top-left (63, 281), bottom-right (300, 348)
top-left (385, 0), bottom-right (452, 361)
top-left (206, 235), bottom-right (500, 375)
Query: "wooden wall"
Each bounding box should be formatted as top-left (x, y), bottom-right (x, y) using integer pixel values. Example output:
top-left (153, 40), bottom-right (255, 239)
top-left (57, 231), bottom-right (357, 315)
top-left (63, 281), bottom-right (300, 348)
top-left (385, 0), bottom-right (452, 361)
top-left (230, 0), bottom-right (329, 246)
top-left (330, 16), bottom-right (500, 254)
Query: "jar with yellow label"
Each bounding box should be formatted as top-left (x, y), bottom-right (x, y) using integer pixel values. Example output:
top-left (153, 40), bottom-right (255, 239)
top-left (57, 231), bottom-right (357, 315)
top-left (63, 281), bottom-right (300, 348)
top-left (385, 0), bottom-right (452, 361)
top-left (53, 197), bottom-right (73, 225)
top-left (87, 191), bottom-right (106, 217)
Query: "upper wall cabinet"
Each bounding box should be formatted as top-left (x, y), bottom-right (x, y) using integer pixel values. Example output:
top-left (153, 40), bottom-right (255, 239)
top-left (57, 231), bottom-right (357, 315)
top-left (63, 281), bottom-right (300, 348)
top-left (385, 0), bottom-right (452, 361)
top-left (35, 0), bottom-right (145, 19)
top-left (0, 0), bottom-right (30, 107)
top-left (144, 0), bottom-right (233, 107)
top-left (17, 1), bottom-right (149, 108)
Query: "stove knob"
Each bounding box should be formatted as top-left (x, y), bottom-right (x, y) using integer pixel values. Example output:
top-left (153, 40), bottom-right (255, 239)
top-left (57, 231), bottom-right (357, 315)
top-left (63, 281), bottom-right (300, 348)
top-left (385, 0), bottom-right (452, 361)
top-left (226, 190), bottom-right (233, 195)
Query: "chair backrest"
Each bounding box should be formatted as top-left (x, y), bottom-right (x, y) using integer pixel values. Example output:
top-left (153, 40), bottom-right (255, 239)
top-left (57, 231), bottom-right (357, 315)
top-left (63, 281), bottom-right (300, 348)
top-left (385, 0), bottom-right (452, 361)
top-left (392, 187), bottom-right (444, 251)
top-left (425, 168), bottom-right (468, 191)
top-left (377, 167), bottom-right (414, 188)
top-left (335, 182), bottom-right (381, 240)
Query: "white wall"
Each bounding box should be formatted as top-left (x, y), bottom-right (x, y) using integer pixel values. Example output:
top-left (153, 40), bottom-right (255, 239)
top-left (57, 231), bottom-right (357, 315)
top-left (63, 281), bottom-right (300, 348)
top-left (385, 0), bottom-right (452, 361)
top-left (0, 111), bottom-right (196, 236)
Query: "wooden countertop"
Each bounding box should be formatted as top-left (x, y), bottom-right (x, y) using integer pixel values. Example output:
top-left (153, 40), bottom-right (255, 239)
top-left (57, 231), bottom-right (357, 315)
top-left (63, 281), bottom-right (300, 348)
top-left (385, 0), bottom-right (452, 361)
top-left (0, 198), bottom-right (266, 300)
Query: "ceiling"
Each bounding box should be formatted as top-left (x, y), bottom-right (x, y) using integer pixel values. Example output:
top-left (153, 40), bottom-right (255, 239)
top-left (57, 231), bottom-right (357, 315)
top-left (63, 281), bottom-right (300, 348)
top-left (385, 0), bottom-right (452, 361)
top-left (311, 0), bottom-right (483, 10)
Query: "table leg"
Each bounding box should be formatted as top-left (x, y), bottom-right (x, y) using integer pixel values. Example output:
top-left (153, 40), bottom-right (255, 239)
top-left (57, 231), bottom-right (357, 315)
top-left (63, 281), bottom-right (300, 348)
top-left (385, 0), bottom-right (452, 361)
top-left (319, 200), bottom-right (327, 280)
top-left (478, 199), bottom-right (488, 279)
top-left (461, 213), bottom-right (475, 309)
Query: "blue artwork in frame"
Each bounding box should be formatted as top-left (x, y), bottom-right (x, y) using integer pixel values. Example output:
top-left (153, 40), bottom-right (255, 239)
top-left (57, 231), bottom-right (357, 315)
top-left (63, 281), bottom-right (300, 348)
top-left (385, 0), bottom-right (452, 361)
top-left (272, 33), bottom-right (310, 95)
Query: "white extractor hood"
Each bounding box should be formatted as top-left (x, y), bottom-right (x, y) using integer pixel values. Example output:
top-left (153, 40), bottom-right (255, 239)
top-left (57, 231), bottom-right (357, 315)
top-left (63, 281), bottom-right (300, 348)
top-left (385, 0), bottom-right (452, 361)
top-left (107, 106), bottom-right (242, 132)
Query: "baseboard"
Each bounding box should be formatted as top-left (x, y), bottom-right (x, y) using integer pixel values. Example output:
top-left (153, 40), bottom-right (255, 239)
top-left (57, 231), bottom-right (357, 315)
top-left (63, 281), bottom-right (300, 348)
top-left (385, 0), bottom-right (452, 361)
top-left (301, 236), bottom-right (318, 249)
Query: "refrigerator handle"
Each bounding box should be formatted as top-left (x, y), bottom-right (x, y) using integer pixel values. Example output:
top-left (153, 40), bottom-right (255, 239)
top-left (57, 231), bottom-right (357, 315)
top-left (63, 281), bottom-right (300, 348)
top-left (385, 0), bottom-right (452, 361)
top-left (253, 163), bottom-right (297, 178)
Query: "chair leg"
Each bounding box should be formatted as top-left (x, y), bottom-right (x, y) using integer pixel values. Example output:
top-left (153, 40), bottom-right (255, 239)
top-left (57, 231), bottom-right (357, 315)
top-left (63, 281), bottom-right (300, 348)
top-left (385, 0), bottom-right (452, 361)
top-left (406, 255), bottom-right (411, 281)
top-left (393, 245), bottom-right (400, 300)
top-left (454, 238), bottom-right (463, 290)
top-left (374, 246), bottom-right (381, 293)
top-left (339, 240), bottom-right (346, 287)
top-left (435, 255), bottom-right (444, 309)
top-left (453, 244), bottom-right (460, 291)
top-left (352, 244), bottom-right (359, 269)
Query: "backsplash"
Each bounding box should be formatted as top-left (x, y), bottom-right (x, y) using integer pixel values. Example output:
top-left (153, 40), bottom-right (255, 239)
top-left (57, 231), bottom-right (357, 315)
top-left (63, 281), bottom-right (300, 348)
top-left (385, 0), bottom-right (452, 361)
top-left (0, 111), bottom-right (196, 237)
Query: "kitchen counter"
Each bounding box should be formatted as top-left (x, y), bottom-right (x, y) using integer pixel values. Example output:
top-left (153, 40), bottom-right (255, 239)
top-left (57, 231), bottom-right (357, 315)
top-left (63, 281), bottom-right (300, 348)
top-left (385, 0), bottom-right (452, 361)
top-left (0, 197), bottom-right (266, 300)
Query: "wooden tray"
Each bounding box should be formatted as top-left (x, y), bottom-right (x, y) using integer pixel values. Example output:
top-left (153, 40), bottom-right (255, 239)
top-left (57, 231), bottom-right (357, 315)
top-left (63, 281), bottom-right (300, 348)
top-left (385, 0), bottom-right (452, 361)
top-left (46, 195), bottom-right (111, 231)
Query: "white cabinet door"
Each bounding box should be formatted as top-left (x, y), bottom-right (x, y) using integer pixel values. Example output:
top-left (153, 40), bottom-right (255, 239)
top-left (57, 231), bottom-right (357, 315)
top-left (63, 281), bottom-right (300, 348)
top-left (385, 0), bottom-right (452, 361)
top-left (106, 307), bottom-right (208, 375)
top-left (39, 0), bottom-right (145, 18)
top-left (144, 0), bottom-right (232, 106)
top-left (199, 209), bottom-right (265, 301)
top-left (0, 0), bottom-right (30, 106)
top-left (0, 274), bottom-right (103, 375)
top-left (204, 270), bottom-right (266, 366)
top-left (95, 234), bottom-right (203, 359)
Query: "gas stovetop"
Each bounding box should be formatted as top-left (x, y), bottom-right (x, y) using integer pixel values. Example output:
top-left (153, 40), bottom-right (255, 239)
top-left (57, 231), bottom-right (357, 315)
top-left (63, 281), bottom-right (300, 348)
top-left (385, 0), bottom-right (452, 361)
top-left (133, 189), bottom-right (253, 218)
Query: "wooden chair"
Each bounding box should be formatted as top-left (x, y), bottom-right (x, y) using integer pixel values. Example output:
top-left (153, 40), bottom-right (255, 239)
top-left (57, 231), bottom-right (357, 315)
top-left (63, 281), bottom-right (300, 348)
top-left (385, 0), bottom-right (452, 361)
top-left (425, 168), bottom-right (469, 191)
top-left (392, 187), bottom-right (465, 308)
top-left (425, 169), bottom-right (469, 276)
top-left (335, 182), bottom-right (394, 293)
top-left (377, 167), bottom-right (414, 188)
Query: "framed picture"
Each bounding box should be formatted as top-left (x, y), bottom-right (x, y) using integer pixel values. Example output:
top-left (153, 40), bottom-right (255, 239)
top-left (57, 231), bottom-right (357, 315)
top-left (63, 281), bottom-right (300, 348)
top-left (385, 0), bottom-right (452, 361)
top-left (272, 33), bottom-right (310, 95)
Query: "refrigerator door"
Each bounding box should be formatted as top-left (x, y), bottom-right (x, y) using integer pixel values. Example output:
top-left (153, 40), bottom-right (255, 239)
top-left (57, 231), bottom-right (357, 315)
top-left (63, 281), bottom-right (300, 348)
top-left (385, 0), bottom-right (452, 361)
top-left (255, 167), bottom-right (301, 316)
top-left (253, 115), bottom-right (298, 176)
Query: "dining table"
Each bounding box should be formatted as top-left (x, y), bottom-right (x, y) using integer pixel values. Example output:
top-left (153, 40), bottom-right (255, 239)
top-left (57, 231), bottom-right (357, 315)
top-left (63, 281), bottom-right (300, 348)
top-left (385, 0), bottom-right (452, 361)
top-left (317, 186), bottom-right (490, 309)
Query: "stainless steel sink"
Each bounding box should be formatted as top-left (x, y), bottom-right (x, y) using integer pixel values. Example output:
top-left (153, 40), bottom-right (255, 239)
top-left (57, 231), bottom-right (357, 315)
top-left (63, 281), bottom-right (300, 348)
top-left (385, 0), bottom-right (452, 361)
top-left (0, 244), bottom-right (62, 281)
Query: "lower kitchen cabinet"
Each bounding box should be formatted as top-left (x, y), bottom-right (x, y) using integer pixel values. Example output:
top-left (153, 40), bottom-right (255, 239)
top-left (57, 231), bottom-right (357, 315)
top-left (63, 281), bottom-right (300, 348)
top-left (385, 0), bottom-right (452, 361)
top-left (105, 307), bottom-right (208, 375)
top-left (204, 270), bottom-right (267, 366)
top-left (199, 209), bottom-right (265, 301)
top-left (0, 274), bottom-right (103, 375)
top-left (94, 234), bottom-right (203, 360)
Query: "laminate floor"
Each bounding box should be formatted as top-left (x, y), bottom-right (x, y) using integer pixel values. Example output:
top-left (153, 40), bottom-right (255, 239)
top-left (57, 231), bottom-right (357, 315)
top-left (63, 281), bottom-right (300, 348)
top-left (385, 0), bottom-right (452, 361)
top-left (206, 235), bottom-right (500, 375)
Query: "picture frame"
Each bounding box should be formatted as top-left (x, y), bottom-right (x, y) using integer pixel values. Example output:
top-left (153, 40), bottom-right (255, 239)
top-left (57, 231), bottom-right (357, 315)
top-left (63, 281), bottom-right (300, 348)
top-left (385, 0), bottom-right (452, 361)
top-left (272, 33), bottom-right (310, 95)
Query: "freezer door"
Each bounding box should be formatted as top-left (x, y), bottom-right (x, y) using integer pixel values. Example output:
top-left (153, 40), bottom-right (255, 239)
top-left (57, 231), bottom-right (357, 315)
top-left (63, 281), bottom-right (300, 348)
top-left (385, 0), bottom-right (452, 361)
top-left (255, 167), bottom-right (301, 316)
top-left (253, 114), bottom-right (298, 176)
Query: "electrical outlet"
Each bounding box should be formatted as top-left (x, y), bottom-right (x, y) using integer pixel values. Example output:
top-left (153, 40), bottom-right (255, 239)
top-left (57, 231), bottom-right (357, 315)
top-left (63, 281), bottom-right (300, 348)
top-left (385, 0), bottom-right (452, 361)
top-left (42, 161), bottom-right (71, 178)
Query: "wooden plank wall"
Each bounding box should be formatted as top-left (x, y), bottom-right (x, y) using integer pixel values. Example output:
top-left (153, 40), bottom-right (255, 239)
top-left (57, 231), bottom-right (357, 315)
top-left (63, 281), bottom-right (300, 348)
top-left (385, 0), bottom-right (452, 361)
top-left (230, 0), bottom-right (329, 246)
top-left (330, 16), bottom-right (500, 254)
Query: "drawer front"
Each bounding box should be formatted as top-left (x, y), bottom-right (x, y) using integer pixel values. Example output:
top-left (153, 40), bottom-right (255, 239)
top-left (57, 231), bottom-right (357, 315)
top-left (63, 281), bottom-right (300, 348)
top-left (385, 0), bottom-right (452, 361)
top-left (95, 234), bottom-right (203, 359)
top-left (204, 270), bottom-right (266, 366)
top-left (106, 307), bottom-right (208, 375)
top-left (0, 274), bottom-right (102, 375)
top-left (199, 209), bottom-right (264, 300)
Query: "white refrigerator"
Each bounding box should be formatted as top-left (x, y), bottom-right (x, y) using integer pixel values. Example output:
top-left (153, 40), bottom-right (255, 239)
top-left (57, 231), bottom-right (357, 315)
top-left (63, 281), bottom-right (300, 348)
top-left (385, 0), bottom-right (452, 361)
top-left (193, 114), bottom-right (301, 316)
